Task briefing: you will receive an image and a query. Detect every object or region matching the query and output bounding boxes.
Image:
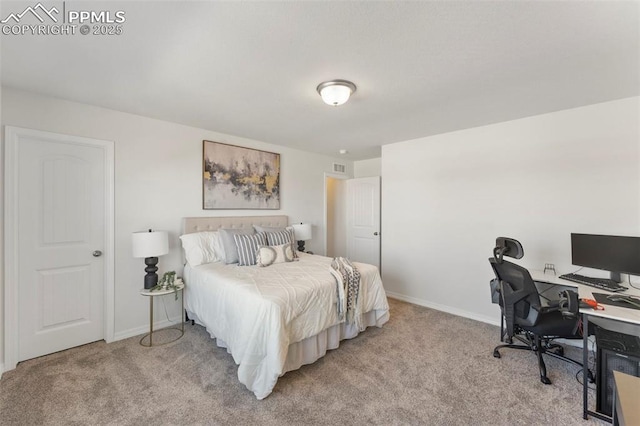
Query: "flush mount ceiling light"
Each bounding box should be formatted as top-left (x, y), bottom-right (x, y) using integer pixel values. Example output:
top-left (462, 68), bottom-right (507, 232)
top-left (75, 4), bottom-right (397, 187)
top-left (316, 80), bottom-right (357, 106)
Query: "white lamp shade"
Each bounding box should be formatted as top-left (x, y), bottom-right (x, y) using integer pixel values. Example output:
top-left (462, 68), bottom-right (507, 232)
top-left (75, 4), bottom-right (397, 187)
top-left (132, 230), bottom-right (169, 258)
top-left (292, 223), bottom-right (312, 241)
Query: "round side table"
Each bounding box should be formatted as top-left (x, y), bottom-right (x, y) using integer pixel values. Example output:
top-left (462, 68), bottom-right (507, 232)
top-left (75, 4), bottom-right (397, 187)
top-left (139, 283), bottom-right (185, 347)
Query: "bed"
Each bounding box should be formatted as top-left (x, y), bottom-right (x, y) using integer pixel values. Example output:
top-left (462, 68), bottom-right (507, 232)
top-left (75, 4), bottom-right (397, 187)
top-left (181, 216), bottom-right (390, 399)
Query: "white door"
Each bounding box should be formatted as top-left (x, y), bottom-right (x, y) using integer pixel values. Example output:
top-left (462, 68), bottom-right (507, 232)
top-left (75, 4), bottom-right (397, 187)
top-left (346, 177), bottom-right (381, 269)
top-left (6, 127), bottom-right (111, 364)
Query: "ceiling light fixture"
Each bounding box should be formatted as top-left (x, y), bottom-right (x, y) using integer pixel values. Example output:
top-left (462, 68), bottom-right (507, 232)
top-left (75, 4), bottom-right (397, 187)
top-left (316, 80), bottom-right (357, 106)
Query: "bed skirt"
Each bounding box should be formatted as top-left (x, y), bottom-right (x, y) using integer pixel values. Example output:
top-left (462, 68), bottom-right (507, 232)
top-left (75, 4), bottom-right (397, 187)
top-left (186, 308), bottom-right (390, 378)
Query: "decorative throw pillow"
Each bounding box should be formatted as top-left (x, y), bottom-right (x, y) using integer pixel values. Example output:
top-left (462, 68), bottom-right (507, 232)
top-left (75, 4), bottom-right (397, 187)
top-left (254, 225), bottom-right (296, 242)
top-left (233, 232), bottom-right (267, 266)
top-left (265, 229), bottom-right (291, 245)
top-left (179, 231), bottom-right (225, 266)
top-left (219, 228), bottom-right (255, 264)
top-left (256, 243), bottom-right (295, 267)
top-left (264, 228), bottom-right (298, 259)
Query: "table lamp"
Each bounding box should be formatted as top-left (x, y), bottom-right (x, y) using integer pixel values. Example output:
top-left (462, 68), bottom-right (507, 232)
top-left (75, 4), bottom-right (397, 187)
top-left (132, 229), bottom-right (169, 289)
top-left (292, 223), bottom-right (312, 253)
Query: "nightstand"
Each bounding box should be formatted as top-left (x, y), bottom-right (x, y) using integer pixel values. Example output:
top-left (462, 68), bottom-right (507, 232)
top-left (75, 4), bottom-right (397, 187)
top-left (139, 283), bottom-right (185, 347)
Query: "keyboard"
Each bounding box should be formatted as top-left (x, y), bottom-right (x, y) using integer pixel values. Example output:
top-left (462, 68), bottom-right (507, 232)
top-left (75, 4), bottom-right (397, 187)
top-left (559, 273), bottom-right (628, 292)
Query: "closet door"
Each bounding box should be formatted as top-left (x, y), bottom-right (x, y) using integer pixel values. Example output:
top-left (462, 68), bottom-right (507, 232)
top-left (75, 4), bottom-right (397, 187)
top-left (346, 176), bottom-right (381, 269)
top-left (4, 126), bottom-right (113, 368)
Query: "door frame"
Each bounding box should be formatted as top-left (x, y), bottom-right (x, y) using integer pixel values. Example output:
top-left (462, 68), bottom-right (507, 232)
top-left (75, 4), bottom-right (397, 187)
top-left (323, 172), bottom-right (349, 257)
top-left (3, 126), bottom-right (115, 374)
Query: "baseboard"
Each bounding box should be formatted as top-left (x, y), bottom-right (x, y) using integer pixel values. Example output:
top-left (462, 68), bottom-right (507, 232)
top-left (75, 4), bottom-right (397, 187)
top-left (385, 292), bottom-right (588, 349)
top-left (0, 321), bottom-right (181, 378)
top-left (113, 317), bottom-right (182, 342)
top-left (385, 291), bottom-right (500, 327)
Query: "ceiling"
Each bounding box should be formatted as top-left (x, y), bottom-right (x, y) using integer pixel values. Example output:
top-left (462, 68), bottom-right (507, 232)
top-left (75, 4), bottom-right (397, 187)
top-left (1, 1), bottom-right (639, 160)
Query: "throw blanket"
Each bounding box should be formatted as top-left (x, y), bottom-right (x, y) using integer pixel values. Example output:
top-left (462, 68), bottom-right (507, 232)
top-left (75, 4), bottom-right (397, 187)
top-left (330, 257), bottom-right (363, 330)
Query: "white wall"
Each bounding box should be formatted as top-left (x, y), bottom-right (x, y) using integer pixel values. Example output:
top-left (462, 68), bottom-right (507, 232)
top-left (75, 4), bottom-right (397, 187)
top-left (0, 87), bottom-right (353, 368)
top-left (354, 157), bottom-right (381, 177)
top-left (382, 97), bottom-right (640, 324)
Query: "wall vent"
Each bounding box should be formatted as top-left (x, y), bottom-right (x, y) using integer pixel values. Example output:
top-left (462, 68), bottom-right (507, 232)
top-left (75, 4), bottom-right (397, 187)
top-left (333, 163), bottom-right (346, 174)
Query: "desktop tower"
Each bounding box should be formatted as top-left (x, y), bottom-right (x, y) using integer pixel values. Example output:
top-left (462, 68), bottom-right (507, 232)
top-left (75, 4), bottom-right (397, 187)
top-left (595, 327), bottom-right (640, 417)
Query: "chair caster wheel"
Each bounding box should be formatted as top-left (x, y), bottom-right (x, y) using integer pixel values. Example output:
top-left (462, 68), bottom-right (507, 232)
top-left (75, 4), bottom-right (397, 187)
top-left (493, 350), bottom-right (501, 358)
top-left (540, 376), bottom-right (552, 385)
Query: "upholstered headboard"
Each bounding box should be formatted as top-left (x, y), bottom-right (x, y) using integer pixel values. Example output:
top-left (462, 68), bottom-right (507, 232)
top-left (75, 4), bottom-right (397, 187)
top-left (182, 215), bottom-right (288, 235)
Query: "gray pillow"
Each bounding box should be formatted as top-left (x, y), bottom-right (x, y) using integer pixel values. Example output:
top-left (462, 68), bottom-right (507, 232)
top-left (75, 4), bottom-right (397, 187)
top-left (219, 228), bottom-right (255, 264)
top-left (234, 233), bottom-right (267, 266)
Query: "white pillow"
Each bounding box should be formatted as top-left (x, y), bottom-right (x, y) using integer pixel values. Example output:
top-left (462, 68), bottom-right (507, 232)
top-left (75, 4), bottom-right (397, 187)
top-left (257, 243), bottom-right (295, 267)
top-left (179, 231), bottom-right (225, 266)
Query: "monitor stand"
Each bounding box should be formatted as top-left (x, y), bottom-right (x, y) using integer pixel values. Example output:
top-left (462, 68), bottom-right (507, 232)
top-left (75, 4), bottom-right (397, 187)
top-left (610, 271), bottom-right (622, 283)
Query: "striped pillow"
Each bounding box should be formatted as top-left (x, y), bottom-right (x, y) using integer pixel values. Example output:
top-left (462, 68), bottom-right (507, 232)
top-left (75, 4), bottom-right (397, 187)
top-left (233, 232), bottom-right (266, 266)
top-left (265, 229), bottom-right (298, 259)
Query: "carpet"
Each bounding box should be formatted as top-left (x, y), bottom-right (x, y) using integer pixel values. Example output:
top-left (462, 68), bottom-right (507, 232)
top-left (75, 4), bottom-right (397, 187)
top-left (0, 299), bottom-right (606, 425)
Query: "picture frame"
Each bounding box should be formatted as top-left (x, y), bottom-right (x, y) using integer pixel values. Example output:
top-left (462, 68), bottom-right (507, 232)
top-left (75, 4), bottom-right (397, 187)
top-left (202, 140), bottom-right (281, 210)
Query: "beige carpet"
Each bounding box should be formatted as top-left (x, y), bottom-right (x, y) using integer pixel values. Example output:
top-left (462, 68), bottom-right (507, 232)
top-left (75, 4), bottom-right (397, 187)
top-left (0, 299), bottom-right (606, 425)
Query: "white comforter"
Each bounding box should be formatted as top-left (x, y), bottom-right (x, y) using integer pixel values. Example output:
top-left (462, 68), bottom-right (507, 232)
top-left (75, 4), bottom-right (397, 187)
top-left (184, 252), bottom-right (389, 399)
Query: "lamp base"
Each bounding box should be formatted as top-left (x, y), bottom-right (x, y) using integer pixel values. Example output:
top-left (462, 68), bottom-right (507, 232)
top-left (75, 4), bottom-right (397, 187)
top-left (144, 256), bottom-right (159, 289)
top-left (297, 241), bottom-right (306, 253)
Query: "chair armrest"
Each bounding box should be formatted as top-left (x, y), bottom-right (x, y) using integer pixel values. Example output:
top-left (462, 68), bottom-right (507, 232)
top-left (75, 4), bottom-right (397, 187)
top-left (558, 290), bottom-right (579, 320)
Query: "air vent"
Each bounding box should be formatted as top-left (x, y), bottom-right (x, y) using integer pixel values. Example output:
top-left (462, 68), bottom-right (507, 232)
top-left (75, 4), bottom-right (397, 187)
top-left (333, 163), bottom-right (346, 174)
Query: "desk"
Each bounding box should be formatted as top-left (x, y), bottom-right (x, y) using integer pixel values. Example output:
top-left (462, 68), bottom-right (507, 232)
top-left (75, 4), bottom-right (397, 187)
top-left (530, 271), bottom-right (640, 422)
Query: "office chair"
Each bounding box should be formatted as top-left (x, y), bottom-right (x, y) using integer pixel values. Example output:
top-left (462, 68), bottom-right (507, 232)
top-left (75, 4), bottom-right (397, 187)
top-left (489, 237), bottom-right (591, 384)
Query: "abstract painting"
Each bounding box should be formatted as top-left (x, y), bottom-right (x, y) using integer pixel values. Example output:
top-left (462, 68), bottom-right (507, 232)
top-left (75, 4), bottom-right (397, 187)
top-left (203, 141), bottom-right (280, 209)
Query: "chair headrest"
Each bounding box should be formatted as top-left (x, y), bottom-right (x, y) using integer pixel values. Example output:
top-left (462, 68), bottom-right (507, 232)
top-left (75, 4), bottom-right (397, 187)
top-left (493, 237), bottom-right (524, 263)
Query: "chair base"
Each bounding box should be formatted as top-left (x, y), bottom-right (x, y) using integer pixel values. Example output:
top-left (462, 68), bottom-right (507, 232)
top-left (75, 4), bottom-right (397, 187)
top-left (493, 332), bottom-right (593, 385)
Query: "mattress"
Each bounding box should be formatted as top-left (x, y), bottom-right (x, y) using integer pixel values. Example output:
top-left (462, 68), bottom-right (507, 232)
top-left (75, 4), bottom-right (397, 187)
top-left (184, 252), bottom-right (390, 399)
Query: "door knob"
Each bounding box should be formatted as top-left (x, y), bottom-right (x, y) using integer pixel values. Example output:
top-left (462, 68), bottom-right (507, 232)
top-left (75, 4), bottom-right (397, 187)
top-left (374, 232), bottom-right (379, 236)
top-left (92, 250), bottom-right (103, 257)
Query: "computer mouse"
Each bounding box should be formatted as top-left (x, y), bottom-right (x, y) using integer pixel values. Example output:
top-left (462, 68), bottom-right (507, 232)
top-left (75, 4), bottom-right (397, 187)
top-left (607, 295), bottom-right (626, 302)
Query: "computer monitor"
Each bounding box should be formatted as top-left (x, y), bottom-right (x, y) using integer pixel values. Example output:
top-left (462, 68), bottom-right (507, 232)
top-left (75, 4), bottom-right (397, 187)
top-left (571, 233), bottom-right (640, 282)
